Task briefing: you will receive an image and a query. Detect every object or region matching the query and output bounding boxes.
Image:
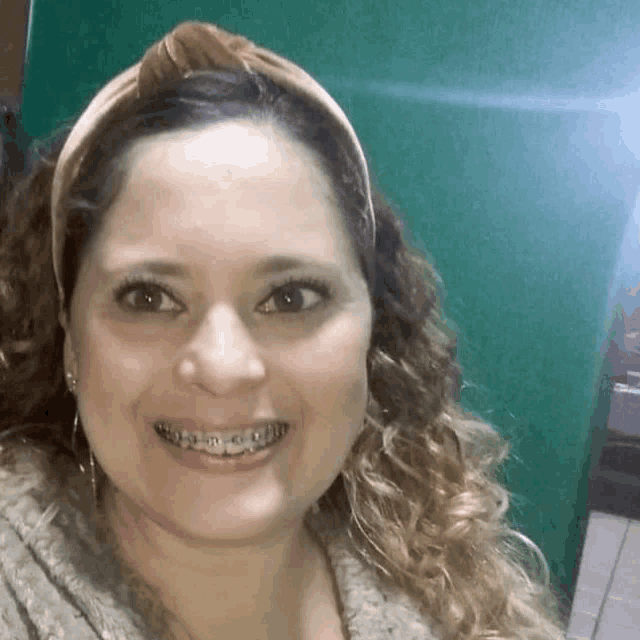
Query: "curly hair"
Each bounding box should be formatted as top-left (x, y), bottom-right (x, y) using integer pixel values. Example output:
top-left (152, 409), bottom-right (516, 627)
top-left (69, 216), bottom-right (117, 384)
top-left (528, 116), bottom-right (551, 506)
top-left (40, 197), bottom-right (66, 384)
top-left (0, 69), bottom-right (569, 640)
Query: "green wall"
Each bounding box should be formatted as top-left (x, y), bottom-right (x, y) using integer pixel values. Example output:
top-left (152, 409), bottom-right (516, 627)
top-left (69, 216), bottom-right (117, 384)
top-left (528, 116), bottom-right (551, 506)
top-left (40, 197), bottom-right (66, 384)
top-left (21, 0), bottom-right (640, 610)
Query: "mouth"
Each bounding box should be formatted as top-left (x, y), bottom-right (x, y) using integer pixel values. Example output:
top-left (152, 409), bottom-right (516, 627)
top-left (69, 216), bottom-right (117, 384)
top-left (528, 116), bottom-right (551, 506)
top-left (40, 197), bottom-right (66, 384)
top-left (151, 418), bottom-right (290, 457)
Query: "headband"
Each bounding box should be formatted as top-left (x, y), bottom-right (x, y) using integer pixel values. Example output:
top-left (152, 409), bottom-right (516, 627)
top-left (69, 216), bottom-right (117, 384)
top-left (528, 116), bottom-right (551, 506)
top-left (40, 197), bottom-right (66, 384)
top-left (51, 20), bottom-right (375, 317)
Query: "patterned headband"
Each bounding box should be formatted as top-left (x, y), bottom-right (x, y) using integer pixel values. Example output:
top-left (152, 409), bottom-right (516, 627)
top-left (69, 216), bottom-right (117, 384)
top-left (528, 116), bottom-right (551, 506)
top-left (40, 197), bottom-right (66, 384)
top-left (50, 20), bottom-right (375, 318)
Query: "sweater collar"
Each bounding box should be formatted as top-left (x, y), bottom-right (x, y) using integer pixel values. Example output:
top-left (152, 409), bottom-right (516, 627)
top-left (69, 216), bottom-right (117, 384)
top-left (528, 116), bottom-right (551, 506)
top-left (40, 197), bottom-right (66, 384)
top-left (0, 448), bottom-right (437, 640)
top-left (305, 507), bottom-right (439, 640)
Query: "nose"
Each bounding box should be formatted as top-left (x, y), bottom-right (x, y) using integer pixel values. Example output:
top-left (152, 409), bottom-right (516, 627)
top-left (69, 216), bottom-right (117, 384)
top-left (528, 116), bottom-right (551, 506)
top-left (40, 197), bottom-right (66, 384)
top-left (176, 302), bottom-right (266, 395)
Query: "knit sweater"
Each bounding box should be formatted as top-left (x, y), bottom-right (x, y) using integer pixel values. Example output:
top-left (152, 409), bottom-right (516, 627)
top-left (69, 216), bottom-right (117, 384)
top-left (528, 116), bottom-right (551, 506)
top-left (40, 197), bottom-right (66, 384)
top-left (0, 445), bottom-right (440, 640)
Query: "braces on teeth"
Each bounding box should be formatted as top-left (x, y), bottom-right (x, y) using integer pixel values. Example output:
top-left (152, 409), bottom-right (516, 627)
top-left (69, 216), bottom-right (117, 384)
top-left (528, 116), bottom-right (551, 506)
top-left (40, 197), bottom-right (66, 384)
top-left (153, 420), bottom-right (289, 456)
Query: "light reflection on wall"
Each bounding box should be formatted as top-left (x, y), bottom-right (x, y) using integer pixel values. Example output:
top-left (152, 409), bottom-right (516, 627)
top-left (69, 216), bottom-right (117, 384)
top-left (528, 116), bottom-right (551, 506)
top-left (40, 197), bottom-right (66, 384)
top-left (600, 86), bottom-right (640, 321)
top-left (323, 74), bottom-right (640, 343)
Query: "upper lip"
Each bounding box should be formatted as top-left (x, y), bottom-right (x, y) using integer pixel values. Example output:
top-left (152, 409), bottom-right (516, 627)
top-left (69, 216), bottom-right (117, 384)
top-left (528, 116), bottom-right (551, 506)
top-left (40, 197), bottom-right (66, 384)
top-left (148, 416), bottom-right (287, 433)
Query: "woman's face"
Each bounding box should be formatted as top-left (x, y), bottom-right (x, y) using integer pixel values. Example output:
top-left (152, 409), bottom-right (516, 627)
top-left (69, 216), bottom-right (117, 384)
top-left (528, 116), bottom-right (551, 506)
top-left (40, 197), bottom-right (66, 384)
top-left (63, 120), bottom-right (373, 543)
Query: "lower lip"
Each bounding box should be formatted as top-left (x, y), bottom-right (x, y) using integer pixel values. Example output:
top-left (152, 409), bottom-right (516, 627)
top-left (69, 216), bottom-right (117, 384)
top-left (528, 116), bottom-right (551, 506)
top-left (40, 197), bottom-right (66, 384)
top-left (155, 425), bottom-right (293, 474)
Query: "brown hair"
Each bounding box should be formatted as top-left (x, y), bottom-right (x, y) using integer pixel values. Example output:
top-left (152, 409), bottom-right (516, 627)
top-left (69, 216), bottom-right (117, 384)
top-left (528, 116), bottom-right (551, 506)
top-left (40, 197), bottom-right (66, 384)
top-left (0, 69), bottom-right (569, 639)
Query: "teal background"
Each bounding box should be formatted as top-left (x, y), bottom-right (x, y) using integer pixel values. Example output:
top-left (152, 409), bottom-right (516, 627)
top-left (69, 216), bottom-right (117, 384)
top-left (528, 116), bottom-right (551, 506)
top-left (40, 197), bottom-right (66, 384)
top-left (20, 0), bottom-right (640, 613)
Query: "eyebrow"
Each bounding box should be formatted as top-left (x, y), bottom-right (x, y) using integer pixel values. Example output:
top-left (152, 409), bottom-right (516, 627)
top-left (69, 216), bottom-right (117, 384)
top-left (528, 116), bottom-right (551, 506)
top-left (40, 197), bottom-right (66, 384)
top-left (254, 256), bottom-right (331, 276)
top-left (103, 255), bottom-right (339, 278)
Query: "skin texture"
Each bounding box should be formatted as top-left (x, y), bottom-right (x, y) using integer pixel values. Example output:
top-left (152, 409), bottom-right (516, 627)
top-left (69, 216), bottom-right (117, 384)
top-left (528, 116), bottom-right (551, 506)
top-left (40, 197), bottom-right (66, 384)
top-left (61, 120), bottom-right (373, 639)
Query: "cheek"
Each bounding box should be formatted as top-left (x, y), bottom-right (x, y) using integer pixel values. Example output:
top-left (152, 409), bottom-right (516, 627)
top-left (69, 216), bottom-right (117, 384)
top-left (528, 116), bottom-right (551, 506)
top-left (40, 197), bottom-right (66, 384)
top-left (77, 316), bottom-right (160, 407)
top-left (288, 313), bottom-right (370, 421)
top-left (278, 314), bottom-right (370, 492)
top-left (75, 306), bottom-right (371, 420)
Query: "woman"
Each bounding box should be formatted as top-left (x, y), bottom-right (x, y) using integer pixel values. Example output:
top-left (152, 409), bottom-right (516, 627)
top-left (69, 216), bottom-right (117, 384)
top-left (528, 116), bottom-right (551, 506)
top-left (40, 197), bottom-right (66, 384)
top-left (0, 20), bottom-right (568, 640)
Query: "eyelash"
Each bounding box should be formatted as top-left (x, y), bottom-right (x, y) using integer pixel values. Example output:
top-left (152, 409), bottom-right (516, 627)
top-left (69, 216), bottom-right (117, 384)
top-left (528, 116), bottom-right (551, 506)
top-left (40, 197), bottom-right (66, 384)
top-left (112, 274), bottom-right (334, 317)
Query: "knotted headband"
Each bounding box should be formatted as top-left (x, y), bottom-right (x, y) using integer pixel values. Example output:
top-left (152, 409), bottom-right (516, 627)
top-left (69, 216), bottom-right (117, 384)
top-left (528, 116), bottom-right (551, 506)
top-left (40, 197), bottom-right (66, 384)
top-left (51, 20), bottom-right (375, 317)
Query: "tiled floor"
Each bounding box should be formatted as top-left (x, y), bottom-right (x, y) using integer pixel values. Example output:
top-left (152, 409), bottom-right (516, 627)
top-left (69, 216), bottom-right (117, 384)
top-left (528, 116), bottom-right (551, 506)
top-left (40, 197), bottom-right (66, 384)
top-left (567, 510), bottom-right (640, 639)
top-left (566, 375), bottom-right (640, 638)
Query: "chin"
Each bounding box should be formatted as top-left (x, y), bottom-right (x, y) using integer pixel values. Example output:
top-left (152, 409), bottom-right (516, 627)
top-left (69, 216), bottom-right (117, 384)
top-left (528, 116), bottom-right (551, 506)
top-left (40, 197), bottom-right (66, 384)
top-left (149, 487), bottom-right (303, 542)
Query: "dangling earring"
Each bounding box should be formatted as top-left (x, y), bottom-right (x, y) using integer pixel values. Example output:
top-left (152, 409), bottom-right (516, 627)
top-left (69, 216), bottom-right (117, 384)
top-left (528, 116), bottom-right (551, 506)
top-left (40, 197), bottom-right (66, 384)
top-left (66, 372), bottom-right (97, 506)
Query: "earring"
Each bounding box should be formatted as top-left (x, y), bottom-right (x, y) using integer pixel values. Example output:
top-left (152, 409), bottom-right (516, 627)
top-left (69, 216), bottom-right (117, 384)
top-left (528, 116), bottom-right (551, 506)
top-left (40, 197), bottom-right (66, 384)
top-left (65, 370), bottom-right (76, 393)
top-left (67, 371), bottom-right (97, 507)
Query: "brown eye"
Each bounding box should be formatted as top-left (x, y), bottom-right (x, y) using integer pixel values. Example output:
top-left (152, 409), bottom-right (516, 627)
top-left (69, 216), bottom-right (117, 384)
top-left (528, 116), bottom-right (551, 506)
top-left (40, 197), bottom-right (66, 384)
top-left (259, 278), bottom-right (332, 315)
top-left (115, 280), bottom-right (183, 314)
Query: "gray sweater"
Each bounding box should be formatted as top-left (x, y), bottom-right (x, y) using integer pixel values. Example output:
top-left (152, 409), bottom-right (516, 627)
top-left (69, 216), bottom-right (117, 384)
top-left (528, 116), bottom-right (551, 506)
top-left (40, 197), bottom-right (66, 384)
top-left (0, 446), bottom-right (439, 640)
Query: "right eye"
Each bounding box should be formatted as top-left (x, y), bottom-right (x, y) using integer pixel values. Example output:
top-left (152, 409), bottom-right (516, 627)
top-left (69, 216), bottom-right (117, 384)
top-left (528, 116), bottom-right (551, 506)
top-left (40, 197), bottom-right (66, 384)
top-left (114, 279), bottom-right (184, 315)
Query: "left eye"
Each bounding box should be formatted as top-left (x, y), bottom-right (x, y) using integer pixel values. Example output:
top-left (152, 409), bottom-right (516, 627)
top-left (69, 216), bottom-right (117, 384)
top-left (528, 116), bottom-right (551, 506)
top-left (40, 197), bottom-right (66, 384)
top-left (259, 282), bottom-right (328, 314)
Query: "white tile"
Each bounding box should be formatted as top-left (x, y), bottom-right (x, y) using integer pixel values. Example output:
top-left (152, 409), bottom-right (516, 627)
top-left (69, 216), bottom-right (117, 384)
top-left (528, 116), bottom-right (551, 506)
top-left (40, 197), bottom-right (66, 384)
top-left (607, 520), bottom-right (640, 602)
top-left (566, 588), bottom-right (599, 639)
top-left (567, 631), bottom-right (596, 640)
top-left (591, 518), bottom-right (640, 639)
top-left (575, 512), bottom-right (630, 590)
top-left (567, 512), bottom-right (633, 639)
top-left (596, 596), bottom-right (640, 639)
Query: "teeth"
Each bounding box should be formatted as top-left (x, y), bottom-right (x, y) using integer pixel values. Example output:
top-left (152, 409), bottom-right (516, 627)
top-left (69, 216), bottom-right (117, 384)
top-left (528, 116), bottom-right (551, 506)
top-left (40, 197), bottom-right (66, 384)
top-left (153, 420), bottom-right (288, 456)
top-left (189, 431), bottom-right (203, 448)
top-left (203, 435), bottom-right (226, 456)
top-left (225, 433), bottom-right (246, 456)
top-left (179, 430), bottom-right (191, 449)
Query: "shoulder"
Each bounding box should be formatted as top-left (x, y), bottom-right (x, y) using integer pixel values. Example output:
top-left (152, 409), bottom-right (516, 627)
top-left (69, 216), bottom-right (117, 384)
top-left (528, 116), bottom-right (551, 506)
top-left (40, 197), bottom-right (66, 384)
top-left (0, 440), bottom-right (153, 640)
top-left (0, 442), bottom-right (91, 638)
top-left (0, 439), bottom-right (83, 540)
top-left (306, 507), bottom-right (443, 640)
top-left (0, 440), bottom-right (63, 528)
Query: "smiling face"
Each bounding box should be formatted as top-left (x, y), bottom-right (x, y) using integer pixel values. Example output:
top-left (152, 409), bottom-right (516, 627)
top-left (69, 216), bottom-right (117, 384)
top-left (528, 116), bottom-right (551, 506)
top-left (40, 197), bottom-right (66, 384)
top-left (62, 120), bottom-right (373, 543)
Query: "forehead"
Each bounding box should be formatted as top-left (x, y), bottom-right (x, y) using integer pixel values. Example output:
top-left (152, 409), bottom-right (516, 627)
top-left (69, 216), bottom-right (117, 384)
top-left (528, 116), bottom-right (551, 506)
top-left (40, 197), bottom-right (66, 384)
top-left (91, 120), bottom-right (359, 272)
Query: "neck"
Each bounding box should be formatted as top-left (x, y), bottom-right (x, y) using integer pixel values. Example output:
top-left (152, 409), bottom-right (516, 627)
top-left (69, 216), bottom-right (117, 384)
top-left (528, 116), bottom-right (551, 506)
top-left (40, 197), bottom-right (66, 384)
top-left (103, 481), bottom-right (324, 640)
